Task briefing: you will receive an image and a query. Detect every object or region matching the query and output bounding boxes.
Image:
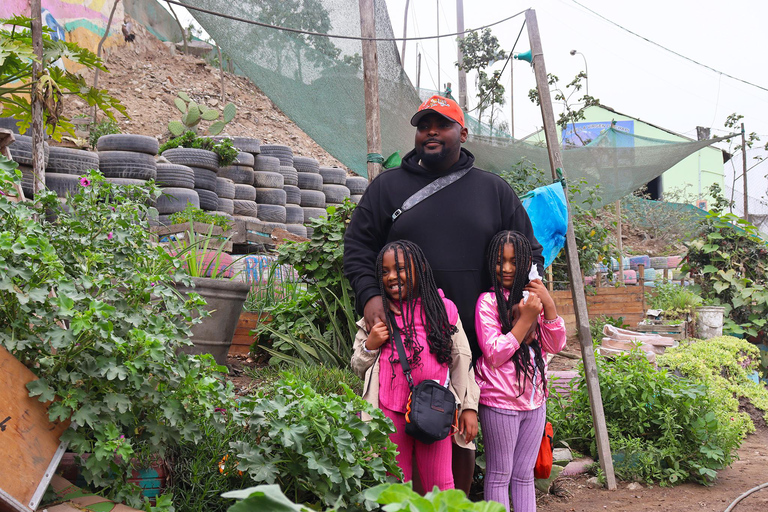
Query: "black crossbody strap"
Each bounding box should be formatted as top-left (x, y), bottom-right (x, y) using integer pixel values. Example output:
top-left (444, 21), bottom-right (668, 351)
top-left (391, 167), bottom-right (471, 222)
top-left (388, 314), bottom-right (415, 388)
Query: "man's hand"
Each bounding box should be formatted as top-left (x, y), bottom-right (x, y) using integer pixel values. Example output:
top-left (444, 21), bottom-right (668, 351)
top-left (458, 410), bottom-right (478, 444)
top-left (364, 296), bottom-right (401, 331)
top-left (365, 321), bottom-right (390, 350)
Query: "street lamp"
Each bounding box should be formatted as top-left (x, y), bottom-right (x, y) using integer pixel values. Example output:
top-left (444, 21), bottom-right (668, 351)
top-left (569, 49), bottom-right (589, 97)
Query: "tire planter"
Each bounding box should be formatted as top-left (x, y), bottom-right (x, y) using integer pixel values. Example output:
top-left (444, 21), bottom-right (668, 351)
top-left (283, 184), bottom-right (301, 205)
top-left (233, 151), bottom-right (255, 167)
top-left (323, 184), bottom-right (350, 203)
top-left (233, 199), bottom-right (258, 217)
top-left (219, 165), bottom-right (254, 185)
top-left (8, 135), bottom-right (49, 167)
top-left (46, 172), bottom-right (84, 197)
top-left (319, 166), bottom-right (347, 185)
top-left (253, 155), bottom-right (280, 172)
top-left (173, 276), bottom-right (250, 365)
top-left (346, 176), bottom-right (368, 194)
top-left (285, 224), bottom-right (308, 238)
top-left (47, 147), bottom-right (99, 175)
top-left (217, 197), bottom-right (235, 215)
top-left (211, 136), bottom-right (261, 154)
top-left (162, 147), bottom-right (219, 172)
top-left (293, 156), bottom-right (319, 173)
top-left (106, 177), bottom-right (147, 187)
top-left (233, 183), bottom-right (257, 201)
top-left (96, 134), bottom-right (159, 155)
top-left (300, 189), bottom-right (326, 208)
top-left (156, 163), bottom-right (195, 189)
top-left (155, 187), bottom-right (200, 214)
top-left (253, 171), bottom-right (284, 189)
top-left (255, 187), bottom-right (286, 206)
top-left (196, 188), bottom-right (219, 211)
top-left (216, 177), bottom-right (236, 199)
top-left (303, 206), bottom-right (327, 222)
top-left (257, 204), bottom-right (286, 223)
top-left (285, 204), bottom-right (304, 224)
top-left (278, 165), bottom-right (299, 186)
top-left (191, 167), bottom-right (217, 191)
top-left (297, 171), bottom-right (323, 191)
top-left (209, 211), bottom-right (235, 224)
top-left (98, 150), bottom-right (157, 180)
top-left (350, 194), bottom-right (363, 204)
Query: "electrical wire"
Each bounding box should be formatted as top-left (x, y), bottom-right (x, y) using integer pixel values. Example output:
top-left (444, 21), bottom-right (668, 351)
top-left (570, 0), bottom-right (768, 94)
top-left (165, 0), bottom-right (526, 43)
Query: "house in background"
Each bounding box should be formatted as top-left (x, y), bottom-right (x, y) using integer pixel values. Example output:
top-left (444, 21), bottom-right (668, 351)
top-left (522, 104), bottom-right (729, 209)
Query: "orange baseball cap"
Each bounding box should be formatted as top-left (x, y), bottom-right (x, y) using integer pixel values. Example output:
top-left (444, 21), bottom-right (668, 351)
top-left (410, 95), bottom-right (465, 129)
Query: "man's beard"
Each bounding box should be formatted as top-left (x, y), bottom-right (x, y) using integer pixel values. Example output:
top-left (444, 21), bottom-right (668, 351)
top-left (416, 144), bottom-right (447, 167)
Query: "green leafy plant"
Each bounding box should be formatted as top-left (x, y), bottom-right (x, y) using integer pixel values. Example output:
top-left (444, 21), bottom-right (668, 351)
top-left (0, 15), bottom-right (127, 140)
top-left (87, 119), bottom-right (121, 149)
top-left (549, 350), bottom-right (743, 485)
top-left (589, 315), bottom-right (628, 343)
top-left (230, 374), bottom-right (401, 510)
top-left (169, 204), bottom-right (232, 230)
top-left (0, 168), bottom-right (235, 505)
top-left (646, 282), bottom-right (703, 322)
top-left (159, 131), bottom-right (239, 167)
top-left (683, 207), bottom-right (768, 338)
top-left (169, 91), bottom-right (236, 136)
top-left (456, 28), bottom-right (508, 129)
top-left (167, 222), bottom-right (237, 279)
top-left (659, 336), bottom-right (768, 426)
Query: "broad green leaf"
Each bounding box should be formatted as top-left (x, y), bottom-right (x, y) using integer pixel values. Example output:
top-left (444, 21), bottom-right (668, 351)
top-left (174, 97), bottom-right (187, 113)
top-left (178, 91), bottom-right (191, 102)
top-left (168, 120), bottom-right (185, 136)
top-left (223, 485), bottom-right (307, 512)
top-left (223, 102), bottom-right (236, 123)
top-left (208, 120), bottom-right (226, 135)
top-left (201, 108), bottom-right (219, 121)
top-left (701, 265), bottom-right (718, 274)
top-left (27, 378), bottom-right (56, 402)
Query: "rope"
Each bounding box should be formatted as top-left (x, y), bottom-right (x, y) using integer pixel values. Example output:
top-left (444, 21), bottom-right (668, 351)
top-left (723, 481), bottom-right (768, 512)
top-left (366, 153), bottom-right (384, 164)
top-left (166, 1), bottom-right (526, 43)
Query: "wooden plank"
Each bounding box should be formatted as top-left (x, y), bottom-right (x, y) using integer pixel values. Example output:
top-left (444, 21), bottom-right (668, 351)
top-left (526, 8), bottom-right (616, 489)
top-left (0, 347), bottom-right (69, 512)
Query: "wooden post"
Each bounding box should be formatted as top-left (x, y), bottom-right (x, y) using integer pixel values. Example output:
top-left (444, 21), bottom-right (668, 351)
top-left (400, 0), bottom-right (410, 67)
top-left (358, 0), bottom-right (383, 181)
top-left (741, 122), bottom-right (749, 221)
top-left (616, 200), bottom-right (624, 284)
top-left (30, 0), bottom-right (45, 197)
top-left (456, 0), bottom-right (468, 110)
top-left (547, 266), bottom-right (554, 292)
top-left (638, 263), bottom-right (646, 312)
top-left (525, 9), bottom-right (616, 490)
top-left (416, 50), bottom-right (422, 91)
top-left (436, 0), bottom-right (440, 92)
top-left (509, 58), bottom-right (514, 138)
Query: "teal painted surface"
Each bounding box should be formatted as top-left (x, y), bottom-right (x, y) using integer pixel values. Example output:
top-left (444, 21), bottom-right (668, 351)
top-left (63, 19), bottom-right (108, 38)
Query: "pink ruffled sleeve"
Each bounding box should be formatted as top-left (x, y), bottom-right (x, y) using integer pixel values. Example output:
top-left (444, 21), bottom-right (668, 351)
top-left (474, 292), bottom-right (522, 367)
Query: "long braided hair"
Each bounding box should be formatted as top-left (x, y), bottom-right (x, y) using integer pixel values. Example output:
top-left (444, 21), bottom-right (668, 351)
top-left (487, 231), bottom-right (547, 396)
top-left (376, 240), bottom-right (456, 369)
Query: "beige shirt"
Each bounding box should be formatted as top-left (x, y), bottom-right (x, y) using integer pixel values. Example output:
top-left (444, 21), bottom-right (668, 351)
top-left (350, 317), bottom-right (480, 449)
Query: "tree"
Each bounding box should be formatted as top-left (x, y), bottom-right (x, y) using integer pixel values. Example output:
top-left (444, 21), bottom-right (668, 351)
top-left (0, 15), bottom-right (126, 140)
top-left (456, 28), bottom-right (507, 129)
top-left (528, 72), bottom-right (600, 147)
top-left (722, 112), bottom-right (764, 213)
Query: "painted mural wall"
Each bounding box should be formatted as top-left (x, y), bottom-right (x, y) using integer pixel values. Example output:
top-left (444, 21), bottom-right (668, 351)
top-left (1, 0), bottom-right (126, 70)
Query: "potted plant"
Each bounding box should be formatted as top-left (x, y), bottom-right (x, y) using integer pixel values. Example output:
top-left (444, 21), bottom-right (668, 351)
top-left (158, 130), bottom-right (239, 171)
top-left (168, 219), bottom-right (250, 365)
top-left (0, 168), bottom-right (233, 505)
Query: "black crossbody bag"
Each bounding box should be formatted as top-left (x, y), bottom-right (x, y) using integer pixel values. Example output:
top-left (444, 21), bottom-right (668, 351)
top-left (389, 315), bottom-right (457, 444)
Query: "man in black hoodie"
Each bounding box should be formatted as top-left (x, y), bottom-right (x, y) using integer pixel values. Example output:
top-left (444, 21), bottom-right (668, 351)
top-left (343, 95), bottom-right (544, 493)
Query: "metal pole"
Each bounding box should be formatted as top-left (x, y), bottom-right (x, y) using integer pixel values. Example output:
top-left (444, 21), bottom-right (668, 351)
top-left (416, 49), bottom-right (422, 92)
top-left (509, 60), bottom-right (514, 138)
top-left (526, 9), bottom-right (617, 490)
top-left (358, 0), bottom-right (382, 181)
top-left (436, 0), bottom-right (440, 93)
top-left (456, 0), bottom-right (467, 110)
top-left (741, 122), bottom-right (749, 221)
top-left (400, 0), bottom-right (409, 67)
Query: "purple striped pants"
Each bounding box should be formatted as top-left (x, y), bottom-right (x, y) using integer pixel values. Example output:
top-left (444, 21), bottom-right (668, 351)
top-left (479, 403), bottom-right (547, 512)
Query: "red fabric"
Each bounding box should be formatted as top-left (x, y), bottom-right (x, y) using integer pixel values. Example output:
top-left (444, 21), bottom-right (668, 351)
top-left (534, 421), bottom-right (554, 479)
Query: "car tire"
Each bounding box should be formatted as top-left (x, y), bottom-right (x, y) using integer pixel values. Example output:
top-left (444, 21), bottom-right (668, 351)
top-left (253, 171), bottom-right (284, 189)
top-left (299, 189), bottom-right (326, 208)
top-left (234, 183), bottom-right (257, 201)
top-left (155, 187), bottom-right (200, 214)
top-left (47, 146), bottom-right (99, 175)
top-left (215, 177), bottom-right (236, 199)
top-left (156, 163), bottom-right (195, 189)
top-left (191, 166), bottom-right (217, 191)
top-left (233, 199), bottom-right (258, 217)
top-left (345, 176), bottom-right (368, 194)
top-left (302, 206), bottom-right (327, 222)
top-left (98, 150), bottom-right (157, 180)
top-left (285, 204), bottom-right (304, 224)
top-left (255, 187), bottom-right (286, 206)
top-left (283, 184), bottom-right (301, 205)
top-left (162, 147), bottom-right (219, 172)
top-left (196, 188), bottom-right (219, 210)
top-left (297, 171), bottom-right (323, 191)
top-left (219, 165), bottom-right (254, 185)
top-left (257, 204), bottom-right (286, 223)
top-left (216, 197), bottom-right (235, 215)
top-left (323, 184), bottom-right (350, 203)
top-left (97, 134), bottom-right (159, 155)
top-left (253, 155), bottom-right (280, 172)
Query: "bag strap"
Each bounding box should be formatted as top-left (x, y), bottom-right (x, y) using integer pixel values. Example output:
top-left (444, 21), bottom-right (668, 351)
top-left (388, 313), bottom-right (415, 389)
top-left (391, 167), bottom-right (471, 223)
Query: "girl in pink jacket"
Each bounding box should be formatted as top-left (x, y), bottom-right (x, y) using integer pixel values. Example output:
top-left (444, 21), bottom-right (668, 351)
top-left (475, 231), bottom-right (566, 512)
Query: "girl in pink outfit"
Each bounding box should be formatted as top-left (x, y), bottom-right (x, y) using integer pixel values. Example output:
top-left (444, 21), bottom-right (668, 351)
top-left (475, 231), bottom-right (566, 512)
top-left (351, 240), bottom-right (479, 492)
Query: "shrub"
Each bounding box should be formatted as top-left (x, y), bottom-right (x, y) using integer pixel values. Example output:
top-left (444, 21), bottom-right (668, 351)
top-left (658, 336), bottom-right (768, 427)
top-left (589, 315), bottom-right (628, 343)
top-left (169, 204), bottom-right (232, 230)
top-left (159, 130), bottom-right (239, 167)
top-left (88, 119), bottom-right (121, 149)
top-left (646, 282), bottom-right (704, 322)
top-left (0, 168), bottom-right (234, 505)
top-left (549, 350), bottom-right (743, 485)
top-left (231, 374), bottom-right (400, 510)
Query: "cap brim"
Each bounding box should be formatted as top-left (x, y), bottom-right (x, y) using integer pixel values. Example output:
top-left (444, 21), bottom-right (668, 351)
top-left (410, 109), bottom-right (459, 127)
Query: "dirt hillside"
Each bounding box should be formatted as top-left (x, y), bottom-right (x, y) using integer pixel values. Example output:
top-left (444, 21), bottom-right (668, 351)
top-left (68, 22), bottom-right (345, 168)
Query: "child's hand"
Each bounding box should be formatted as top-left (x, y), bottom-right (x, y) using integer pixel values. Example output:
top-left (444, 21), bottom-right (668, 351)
top-left (518, 293), bottom-right (542, 322)
top-left (525, 279), bottom-right (557, 320)
top-left (365, 321), bottom-right (389, 350)
top-left (458, 410), bottom-right (478, 444)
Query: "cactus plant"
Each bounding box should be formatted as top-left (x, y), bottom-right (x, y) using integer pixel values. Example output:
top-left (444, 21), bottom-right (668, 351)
top-left (168, 92), bottom-right (237, 136)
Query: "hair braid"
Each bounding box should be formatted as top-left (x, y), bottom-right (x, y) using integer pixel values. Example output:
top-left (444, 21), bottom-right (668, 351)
top-left (376, 240), bottom-right (456, 368)
top-left (486, 231), bottom-right (547, 397)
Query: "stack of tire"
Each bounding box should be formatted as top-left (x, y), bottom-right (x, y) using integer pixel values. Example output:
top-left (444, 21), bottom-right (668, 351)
top-left (8, 135), bottom-right (51, 199)
top-left (319, 166), bottom-right (350, 212)
top-left (256, 144), bottom-right (297, 232)
top-left (96, 134), bottom-right (160, 217)
top-left (159, 147), bottom-right (224, 223)
top-left (288, 156), bottom-right (323, 238)
top-left (212, 137), bottom-right (262, 226)
top-left (346, 175), bottom-right (368, 203)
top-left (153, 160), bottom-right (198, 226)
top-left (295, 157), bottom-right (325, 239)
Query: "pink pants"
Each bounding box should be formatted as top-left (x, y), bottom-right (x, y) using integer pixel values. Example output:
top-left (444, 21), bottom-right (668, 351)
top-left (381, 404), bottom-right (454, 491)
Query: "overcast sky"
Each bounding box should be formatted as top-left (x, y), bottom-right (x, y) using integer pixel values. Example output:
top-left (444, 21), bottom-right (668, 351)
top-left (168, 0), bottom-right (768, 199)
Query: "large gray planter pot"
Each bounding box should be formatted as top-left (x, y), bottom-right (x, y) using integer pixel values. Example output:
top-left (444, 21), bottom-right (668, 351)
top-left (174, 277), bottom-right (250, 365)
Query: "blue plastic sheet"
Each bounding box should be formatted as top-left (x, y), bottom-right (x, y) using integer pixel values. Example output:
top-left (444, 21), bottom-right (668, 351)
top-left (522, 183), bottom-right (568, 269)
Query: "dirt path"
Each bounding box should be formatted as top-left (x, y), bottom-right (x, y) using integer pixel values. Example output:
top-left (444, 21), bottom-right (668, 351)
top-left (538, 429), bottom-right (768, 512)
